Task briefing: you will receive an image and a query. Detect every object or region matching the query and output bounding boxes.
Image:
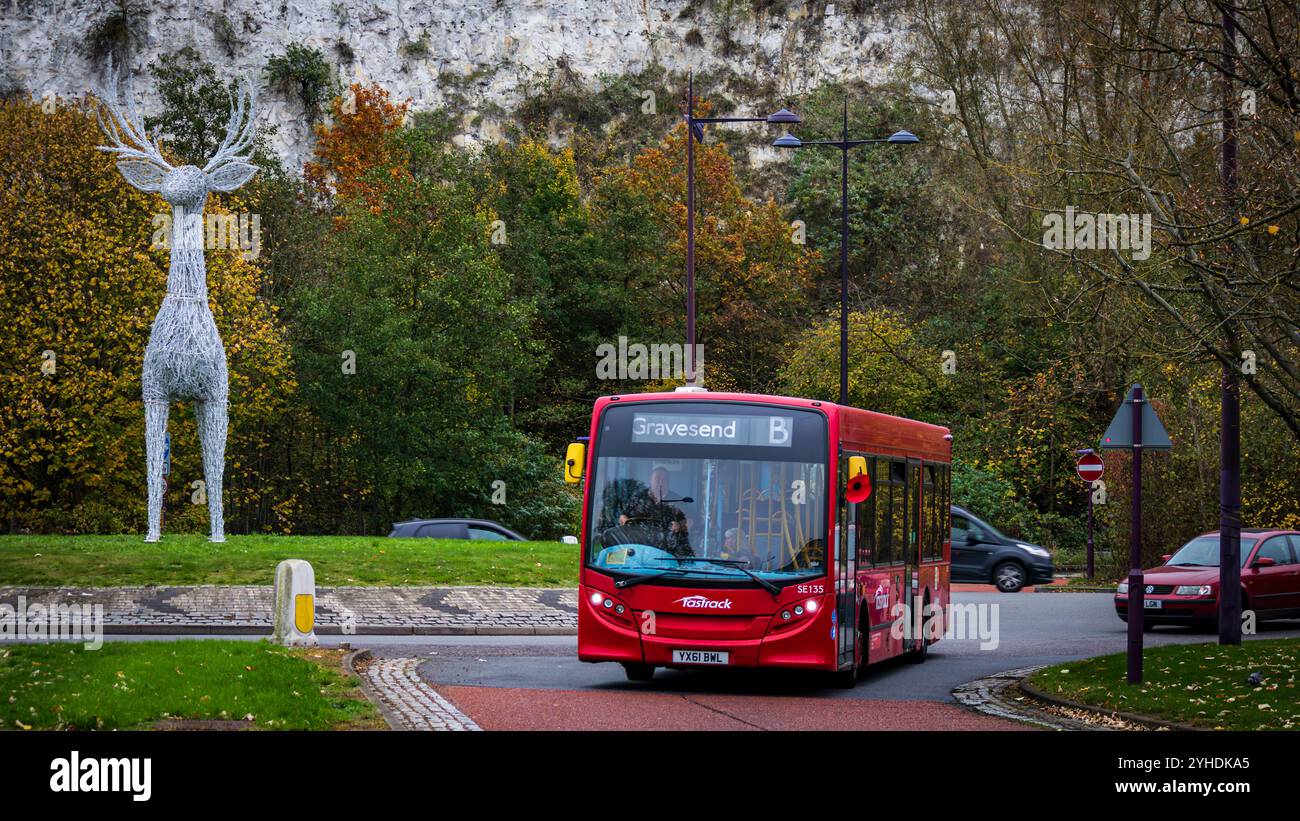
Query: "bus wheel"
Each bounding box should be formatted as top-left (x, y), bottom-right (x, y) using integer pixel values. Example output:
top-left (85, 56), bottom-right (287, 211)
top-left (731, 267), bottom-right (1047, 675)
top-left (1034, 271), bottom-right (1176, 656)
top-left (906, 595), bottom-right (930, 664)
top-left (622, 663), bottom-right (655, 682)
top-left (831, 665), bottom-right (858, 689)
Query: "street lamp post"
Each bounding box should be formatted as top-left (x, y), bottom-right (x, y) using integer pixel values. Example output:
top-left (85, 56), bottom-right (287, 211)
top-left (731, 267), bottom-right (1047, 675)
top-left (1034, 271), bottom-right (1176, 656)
top-left (1075, 447), bottom-right (1098, 580)
top-left (773, 97), bottom-right (918, 405)
top-left (683, 71), bottom-right (800, 385)
top-left (1217, 6), bottom-right (1243, 647)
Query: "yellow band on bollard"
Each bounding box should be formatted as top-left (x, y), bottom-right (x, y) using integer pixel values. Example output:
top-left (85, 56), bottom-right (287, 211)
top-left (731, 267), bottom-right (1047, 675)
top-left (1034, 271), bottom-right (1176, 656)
top-left (294, 593), bottom-right (314, 634)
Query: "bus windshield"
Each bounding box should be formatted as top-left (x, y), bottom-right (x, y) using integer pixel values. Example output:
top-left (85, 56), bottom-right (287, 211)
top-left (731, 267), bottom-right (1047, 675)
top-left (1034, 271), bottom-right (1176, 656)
top-left (585, 402), bottom-right (829, 585)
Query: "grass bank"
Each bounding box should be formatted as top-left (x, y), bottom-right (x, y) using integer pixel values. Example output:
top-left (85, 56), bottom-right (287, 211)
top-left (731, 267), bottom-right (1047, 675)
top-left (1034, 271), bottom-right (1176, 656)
top-left (0, 534), bottom-right (575, 587)
top-left (1028, 638), bottom-right (1300, 730)
top-left (0, 640), bottom-right (384, 730)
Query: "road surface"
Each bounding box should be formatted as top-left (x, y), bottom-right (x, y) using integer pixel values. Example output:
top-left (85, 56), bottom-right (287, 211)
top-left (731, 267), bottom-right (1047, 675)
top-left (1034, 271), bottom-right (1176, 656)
top-left (387, 593), bottom-right (1300, 728)
top-left (107, 592), bottom-right (1300, 729)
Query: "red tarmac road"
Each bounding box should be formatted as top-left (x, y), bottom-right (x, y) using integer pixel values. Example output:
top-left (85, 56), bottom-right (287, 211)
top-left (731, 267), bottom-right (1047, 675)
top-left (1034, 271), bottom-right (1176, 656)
top-left (436, 685), bottom-right (1027, 730)
top-left (370, 588), bottom-right (1300, 731)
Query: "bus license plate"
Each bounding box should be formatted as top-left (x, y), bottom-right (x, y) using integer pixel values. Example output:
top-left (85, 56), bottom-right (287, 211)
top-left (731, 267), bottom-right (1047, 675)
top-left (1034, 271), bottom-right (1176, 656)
top-left (1144, 599), bottom-right (1162, 609)
top-left (673, 649), bottom-right (729, 665)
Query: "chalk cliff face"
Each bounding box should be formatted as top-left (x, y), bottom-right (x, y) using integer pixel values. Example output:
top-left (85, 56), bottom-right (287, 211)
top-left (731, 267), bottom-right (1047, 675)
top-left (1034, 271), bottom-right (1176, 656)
top-left (1, 0), bottom-right (902, 165)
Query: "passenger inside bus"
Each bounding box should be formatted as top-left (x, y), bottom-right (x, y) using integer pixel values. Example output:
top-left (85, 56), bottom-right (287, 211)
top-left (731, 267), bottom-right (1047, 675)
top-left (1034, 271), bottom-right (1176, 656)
top-left (720, 527), bottom-right (761, 567)
top-left (598, 478), bottom-right (693, 557)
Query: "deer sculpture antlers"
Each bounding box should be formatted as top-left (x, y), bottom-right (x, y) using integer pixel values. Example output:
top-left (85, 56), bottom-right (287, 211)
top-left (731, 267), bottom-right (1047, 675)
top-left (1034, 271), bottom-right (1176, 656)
top-left (96, 59), bottom-right (259, 195)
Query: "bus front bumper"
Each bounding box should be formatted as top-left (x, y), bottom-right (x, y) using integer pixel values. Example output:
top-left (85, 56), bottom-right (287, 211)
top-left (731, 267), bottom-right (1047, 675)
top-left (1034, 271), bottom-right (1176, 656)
top-left (577, 584), bottom-right (839, 671)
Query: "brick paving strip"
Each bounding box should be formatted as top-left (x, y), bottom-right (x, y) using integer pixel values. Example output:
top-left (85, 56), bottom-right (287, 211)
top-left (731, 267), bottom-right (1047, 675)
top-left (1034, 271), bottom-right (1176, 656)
top-left (0, 586), bottom-right (577, 636)
top-left (361, 657), bottom-right (480, 731)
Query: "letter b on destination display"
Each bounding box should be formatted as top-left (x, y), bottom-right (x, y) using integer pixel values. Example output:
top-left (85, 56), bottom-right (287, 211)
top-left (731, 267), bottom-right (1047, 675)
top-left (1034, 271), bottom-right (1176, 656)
top-left (768, 416), bottom-right (791, 446)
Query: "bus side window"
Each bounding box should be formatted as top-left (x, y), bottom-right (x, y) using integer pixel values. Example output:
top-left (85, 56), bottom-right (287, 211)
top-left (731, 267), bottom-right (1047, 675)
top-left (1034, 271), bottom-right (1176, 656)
top-left (946, 462), bottom-right (956, 550)
top-left (908, 462), bottom-right (921, 556)
top-left (935, 467), bottom-right (944, 559)
top-left (856, 456), bottom-right (875, 565)
top-left (890, 461), bottom-right (906, 564)
top-left (937, 466), bottom-right (944, 559)
top-left (874, 459), bottom-right (893, 565)
top-left (923, 464), bottom-right (936, 561)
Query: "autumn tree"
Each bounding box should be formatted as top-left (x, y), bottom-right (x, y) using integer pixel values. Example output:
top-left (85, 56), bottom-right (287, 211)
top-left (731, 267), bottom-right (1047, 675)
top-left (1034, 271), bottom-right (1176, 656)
top-left (780, 310), bottom-right (940, 418)
top-left (590, 115), bottom-right (819, 393)
top-left (907, 0), bottom-right (1300, 551)
top-left (472, 139), bottom-right (612, 446)
top-left (304, 82), bottom-right (410, 209)
top-left (288, 128), bottom-right (575, 535)
top-left (911, 0), bottom-right (1300, 437)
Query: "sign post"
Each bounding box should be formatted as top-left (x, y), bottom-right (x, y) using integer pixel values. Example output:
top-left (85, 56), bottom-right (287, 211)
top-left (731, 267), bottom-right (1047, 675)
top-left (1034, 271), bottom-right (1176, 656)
top-left (160, 431), bottom-right (171, 531)
top-left (1100, 384), bottom-right (1171, 684)
top-left (1087, 488), bottom-right (1093, 580)
top-left (1075, 450), bottom-right (1104, 579)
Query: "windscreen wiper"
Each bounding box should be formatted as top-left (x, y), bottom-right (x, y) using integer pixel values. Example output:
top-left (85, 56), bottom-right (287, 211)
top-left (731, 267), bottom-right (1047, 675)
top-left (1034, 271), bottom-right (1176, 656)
top-left (652, 557), bottom-right (781, 596)
top-left (733, 567), bottom-right (780, 596)
top-left (614, 566), bottom-right (719, 589)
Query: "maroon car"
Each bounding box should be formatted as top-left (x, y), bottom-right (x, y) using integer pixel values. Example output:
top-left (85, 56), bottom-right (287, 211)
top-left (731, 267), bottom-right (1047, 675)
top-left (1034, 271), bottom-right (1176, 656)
top-left (1115, 529), bottom-right (1300, 630)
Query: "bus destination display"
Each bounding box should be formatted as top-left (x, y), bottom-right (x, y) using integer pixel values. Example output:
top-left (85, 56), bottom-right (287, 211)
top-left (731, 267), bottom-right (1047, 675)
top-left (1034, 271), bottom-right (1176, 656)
top-left (629, 413), bottom-right (794, 447)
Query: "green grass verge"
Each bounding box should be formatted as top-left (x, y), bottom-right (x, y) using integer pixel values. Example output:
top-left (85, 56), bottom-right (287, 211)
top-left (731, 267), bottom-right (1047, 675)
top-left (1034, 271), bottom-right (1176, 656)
top-left (1029, 638), bottom-right (1300, 730)
top-left (1061, 575), bottom-right (1120, 589)
top-left (0, 640), bottom-right (385, 730)
top-left (0, 534), bottom-right (576, 587)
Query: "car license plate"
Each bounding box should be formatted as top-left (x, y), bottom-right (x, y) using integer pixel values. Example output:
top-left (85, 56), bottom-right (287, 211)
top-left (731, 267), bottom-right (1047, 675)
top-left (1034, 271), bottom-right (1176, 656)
top-left (672, 649), bottom-right (729, 665)
top-left (1143, 599), bottom-right (1162, 609)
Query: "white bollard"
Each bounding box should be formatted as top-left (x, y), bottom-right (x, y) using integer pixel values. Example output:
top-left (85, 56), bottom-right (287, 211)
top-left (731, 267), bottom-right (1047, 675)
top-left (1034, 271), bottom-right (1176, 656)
top-left (272, 559), bottom-right (319, 646)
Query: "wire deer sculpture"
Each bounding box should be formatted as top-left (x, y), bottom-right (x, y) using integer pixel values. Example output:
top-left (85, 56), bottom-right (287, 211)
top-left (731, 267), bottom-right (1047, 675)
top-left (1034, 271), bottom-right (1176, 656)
top-left (96, 67), bottom-right (259, 542)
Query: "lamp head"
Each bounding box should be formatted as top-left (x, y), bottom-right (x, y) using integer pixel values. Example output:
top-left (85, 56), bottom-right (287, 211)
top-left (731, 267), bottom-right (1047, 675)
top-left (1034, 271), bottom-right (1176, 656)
top-left (887, 129), bottom-right (920, 144)
top-left (772, 132), bottom-right (802, 149)
top-left (765, 108), bottom-right (801, 124)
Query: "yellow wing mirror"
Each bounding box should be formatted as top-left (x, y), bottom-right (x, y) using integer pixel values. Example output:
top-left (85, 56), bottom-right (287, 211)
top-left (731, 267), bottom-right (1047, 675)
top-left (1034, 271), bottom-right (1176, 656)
top-left (848, 456), bottom-right (868, 478)
top-left (845, 455), bottom-right (872, 503)
top-left (564, 442), bottom-right (586, 484)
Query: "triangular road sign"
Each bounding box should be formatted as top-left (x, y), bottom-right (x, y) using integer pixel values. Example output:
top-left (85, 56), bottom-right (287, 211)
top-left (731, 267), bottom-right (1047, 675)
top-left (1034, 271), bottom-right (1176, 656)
top-left (1100, 384), bottom-right (1172, 450)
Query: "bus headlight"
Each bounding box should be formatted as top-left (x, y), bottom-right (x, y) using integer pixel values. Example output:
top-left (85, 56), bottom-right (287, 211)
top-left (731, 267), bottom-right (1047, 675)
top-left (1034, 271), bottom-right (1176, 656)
top-left (586, 588), bottom-right (634, 628)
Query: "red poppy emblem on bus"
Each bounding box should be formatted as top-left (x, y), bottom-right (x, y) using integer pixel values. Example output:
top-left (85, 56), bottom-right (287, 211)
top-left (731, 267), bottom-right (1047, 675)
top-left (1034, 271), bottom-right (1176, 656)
top-left (846, 471), bottom-right (872, 503)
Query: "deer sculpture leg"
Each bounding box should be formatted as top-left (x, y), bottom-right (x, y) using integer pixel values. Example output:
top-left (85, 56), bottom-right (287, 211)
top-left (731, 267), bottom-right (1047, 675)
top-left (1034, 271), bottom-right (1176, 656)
top-left (143, 399), bottom-right (169, 542)
top-left (195, 400), bottom-right (227, 543)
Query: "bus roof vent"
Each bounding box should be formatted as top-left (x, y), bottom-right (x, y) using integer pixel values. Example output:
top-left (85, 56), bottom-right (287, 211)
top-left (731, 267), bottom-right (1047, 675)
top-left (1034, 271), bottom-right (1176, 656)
top-left (674, 385), bottom-right (708, 393)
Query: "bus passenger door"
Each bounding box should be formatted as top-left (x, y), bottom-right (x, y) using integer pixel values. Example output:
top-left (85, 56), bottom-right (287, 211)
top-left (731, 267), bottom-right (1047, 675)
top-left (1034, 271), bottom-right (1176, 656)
top-left (837, 458), bottom-right (857, 670)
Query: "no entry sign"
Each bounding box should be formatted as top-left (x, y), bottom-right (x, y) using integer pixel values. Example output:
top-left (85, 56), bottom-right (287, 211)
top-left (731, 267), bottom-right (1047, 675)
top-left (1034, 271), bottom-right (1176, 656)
top-left (1076, 452), bottom-right (1104, 483)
